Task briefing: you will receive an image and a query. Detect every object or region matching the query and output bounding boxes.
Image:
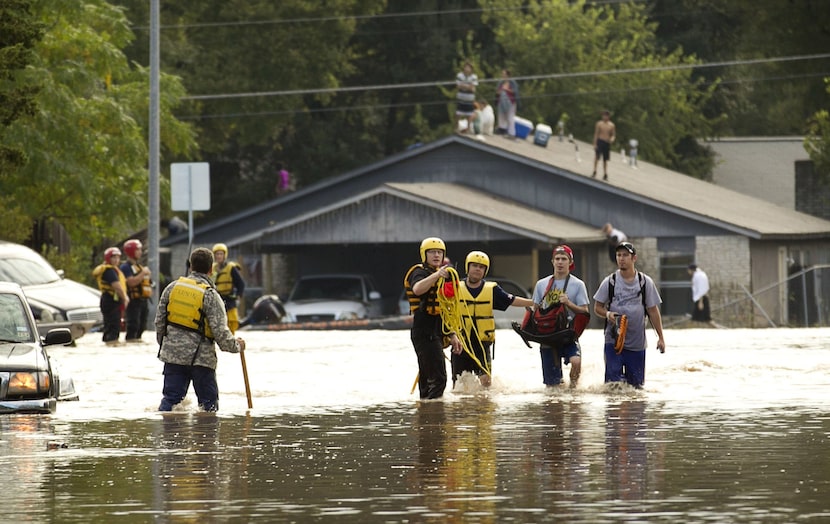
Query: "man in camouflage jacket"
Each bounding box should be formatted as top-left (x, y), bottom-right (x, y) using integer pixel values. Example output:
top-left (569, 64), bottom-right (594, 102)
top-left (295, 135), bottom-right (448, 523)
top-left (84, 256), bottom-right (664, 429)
top-left (155, 247), bottom-right (246, 411)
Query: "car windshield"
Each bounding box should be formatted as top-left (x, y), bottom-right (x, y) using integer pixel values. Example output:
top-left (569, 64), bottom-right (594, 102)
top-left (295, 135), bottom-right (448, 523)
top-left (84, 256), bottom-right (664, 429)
top-left (0, 256), bottom-right (61, 286)
top-left (0, 293), bottom-right (35, 343)
top-left (290, 277), bottom-right (364, 301)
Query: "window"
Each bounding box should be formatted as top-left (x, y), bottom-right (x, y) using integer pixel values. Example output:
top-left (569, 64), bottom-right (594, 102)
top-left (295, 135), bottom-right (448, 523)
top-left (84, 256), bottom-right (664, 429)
top-left (657, 238), bottom-right (694, 316)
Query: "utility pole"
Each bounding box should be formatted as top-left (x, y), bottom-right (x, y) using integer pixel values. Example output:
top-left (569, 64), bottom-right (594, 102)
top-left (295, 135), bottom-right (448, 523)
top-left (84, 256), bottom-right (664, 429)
top-left (148, 0), bottom-right (160, 302)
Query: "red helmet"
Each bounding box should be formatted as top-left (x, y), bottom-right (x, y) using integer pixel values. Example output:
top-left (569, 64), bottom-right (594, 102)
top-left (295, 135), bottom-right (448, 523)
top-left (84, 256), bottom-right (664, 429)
top-left (123, 239), bottom-right (142, 259)
top-left (104, 247), bottom-right (122, 264)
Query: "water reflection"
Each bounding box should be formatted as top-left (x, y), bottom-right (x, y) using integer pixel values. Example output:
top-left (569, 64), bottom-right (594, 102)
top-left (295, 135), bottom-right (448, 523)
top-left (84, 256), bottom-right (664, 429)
top-left (410, 399), bottom-right (498, 522)
top-left (538, 401), bottom-right (590, 497)
top-left (603, 401), bottom-right (664, 501)
top-left (1, 416), bottom-right (55, 521)
top-left (152, 413), bottom-right (226, 522)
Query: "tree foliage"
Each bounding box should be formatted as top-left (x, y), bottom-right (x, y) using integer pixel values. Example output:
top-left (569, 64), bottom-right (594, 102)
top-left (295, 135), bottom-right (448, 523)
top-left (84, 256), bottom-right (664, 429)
top-left (120, 0), bottom-right (388, 218)
top-left (0, 0), bottom-right (195, 278)
top-left (0, 0), bottom-right (43, 243)
top-left (806, 79), bottom-right (830, 179)
top-left (479, 0), bottom-right (716, 178)
top-left (651, 0), bottom-right (830, 136)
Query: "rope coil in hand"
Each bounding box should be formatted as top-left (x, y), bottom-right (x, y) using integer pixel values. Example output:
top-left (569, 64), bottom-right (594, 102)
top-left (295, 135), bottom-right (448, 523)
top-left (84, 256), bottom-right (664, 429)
top-left (437, 267), bottom-right (491, 377)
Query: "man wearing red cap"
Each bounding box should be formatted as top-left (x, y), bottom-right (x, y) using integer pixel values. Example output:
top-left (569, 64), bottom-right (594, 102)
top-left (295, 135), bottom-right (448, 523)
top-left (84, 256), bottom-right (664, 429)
top-left (531, 245), bottom-right (590, 387)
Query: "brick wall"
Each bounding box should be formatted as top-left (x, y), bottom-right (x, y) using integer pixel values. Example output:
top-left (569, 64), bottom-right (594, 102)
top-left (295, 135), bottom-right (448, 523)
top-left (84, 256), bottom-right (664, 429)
top-left (695, 235), bottom-right (752, 326)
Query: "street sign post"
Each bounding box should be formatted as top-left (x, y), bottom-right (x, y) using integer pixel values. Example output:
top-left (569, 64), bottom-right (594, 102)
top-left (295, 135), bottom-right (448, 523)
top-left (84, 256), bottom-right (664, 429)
top-left (171, 162), bottom-right (210, 254)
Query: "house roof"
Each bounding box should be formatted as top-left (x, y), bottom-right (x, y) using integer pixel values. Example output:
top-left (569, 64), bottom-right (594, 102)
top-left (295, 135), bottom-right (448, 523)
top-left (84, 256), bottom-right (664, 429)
top-left (385, 182), bottom-right (605, 243)
top-left (462, 133), bottom-right (830, 239)
top-left (165, 132), bottom-right (830, 249)
top-left (229, 182), bottom-right (605, 246)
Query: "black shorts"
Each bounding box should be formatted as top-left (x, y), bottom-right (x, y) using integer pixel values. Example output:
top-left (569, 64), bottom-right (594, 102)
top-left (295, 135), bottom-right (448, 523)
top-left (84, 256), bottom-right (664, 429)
top-left (595, 139), bottom-right (611, 161)
top-left (451, 341), bottom-right (492, 380)
top-left (691, 296), bottom-right (712, 322)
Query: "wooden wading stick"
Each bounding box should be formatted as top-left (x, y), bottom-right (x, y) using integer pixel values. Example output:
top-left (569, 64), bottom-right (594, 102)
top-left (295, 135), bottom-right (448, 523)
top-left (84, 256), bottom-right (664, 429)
top-left (410, 372), bottom-right (419, 395)
top-left (240, 350), bottom-right (253, 408)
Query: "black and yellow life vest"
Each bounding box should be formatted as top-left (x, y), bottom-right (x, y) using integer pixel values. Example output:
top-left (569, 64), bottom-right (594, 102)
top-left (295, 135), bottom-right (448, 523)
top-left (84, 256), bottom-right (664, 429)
top-left (165, 277), bottom-right (214, 340)
top-left (211, 262), bottom-right (239, 298)
top-left (92, 264), bottom-right (127, 301)
top-left (458, 280), bottom-right (496, 343)
top-left (403, 264), bottom-right (441, 315)
top-left (126, 263), bottom-right (153, 300)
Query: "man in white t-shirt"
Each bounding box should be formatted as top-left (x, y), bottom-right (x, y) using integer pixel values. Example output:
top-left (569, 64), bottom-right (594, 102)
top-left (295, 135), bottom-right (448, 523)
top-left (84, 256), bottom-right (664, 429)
top-left (688, 264), bottom-right (712, 323)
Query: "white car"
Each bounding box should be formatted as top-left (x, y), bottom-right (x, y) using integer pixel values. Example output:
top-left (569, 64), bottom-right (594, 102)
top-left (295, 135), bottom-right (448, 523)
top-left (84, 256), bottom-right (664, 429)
top-left (0, 241), bottom-right (102, 338)
top-left (283, 274), bottom-right (384, 323)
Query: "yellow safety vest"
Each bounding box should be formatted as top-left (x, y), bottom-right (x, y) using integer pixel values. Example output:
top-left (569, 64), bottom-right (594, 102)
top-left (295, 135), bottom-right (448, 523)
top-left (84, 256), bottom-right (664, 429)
top-left (92, 264), bottom-right (127, 302)
top-left (403, 264), bottom-right (441, 315)
top-left (458, 281), bottom-right (496, 343)
top-left (166, 277), bottom-right (214, 340)
top-left (211, 262), bottom-right (239, 298)
top-left (126, 263), bottom-right (153, 300)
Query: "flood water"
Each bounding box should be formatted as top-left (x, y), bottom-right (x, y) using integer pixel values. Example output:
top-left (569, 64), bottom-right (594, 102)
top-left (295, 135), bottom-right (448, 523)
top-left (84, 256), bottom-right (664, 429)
top-left (3, 327), bottom-right (829, 522)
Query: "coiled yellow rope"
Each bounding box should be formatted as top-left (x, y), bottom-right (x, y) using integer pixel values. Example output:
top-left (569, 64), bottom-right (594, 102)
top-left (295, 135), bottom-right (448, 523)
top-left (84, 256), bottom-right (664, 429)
top-left (437, 267), bottom-right (491, 377)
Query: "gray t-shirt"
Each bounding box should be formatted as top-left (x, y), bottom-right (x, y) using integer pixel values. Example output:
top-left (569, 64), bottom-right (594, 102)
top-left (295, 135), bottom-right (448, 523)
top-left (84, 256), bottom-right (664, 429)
top-left (593, 270), bottom-right (661, 351)
top-left (532, 274), bottom-right (589, 320)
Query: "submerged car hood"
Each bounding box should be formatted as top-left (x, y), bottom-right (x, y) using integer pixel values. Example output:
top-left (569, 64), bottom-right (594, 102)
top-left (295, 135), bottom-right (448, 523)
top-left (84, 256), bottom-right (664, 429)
top-left (285, 299), bottom-right (367, 311)
top-left (0, 342), bottom-right (45, 371)
top-left (23, 279), bottom-right (101, 311)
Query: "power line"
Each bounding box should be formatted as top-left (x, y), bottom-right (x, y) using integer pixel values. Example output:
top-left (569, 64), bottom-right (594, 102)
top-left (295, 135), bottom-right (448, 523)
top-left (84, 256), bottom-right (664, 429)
top-left (182, 53), bottom-right (830, 101)
top-left (133, 1), bottom-right (641, 30)
top-left (176, 70), bottom-right (830, 121)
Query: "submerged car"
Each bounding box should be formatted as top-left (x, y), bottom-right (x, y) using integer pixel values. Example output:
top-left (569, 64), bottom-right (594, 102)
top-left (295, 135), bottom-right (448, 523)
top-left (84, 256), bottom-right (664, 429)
top-left (0, 282), bottom-right (78, 414)
top-left (0, 241), bottom-right (102, 338)
top-left (283, 274), bottom-right (384, 323)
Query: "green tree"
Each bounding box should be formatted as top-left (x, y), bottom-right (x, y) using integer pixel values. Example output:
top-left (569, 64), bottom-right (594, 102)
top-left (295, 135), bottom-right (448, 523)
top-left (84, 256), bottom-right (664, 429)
top-left (805, 78), bottom-right (830, 178)
top-left (0, 0), bottom-right (43, 243)
top-left (651, 0), bottom-right (830, 136)
top-left (118, 0), bottom-right (387, 219)
top-left (2, 0), bottom-right (195, 279)
top-left (481, 0), bottom-right (716, 178)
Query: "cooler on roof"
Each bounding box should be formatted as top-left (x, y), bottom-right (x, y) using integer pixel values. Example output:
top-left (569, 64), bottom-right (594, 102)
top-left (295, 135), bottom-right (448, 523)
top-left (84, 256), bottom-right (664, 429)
top-left (514, 117), bottom-right (533, 139)
top-left (534, 123), bottom-right (552, 147)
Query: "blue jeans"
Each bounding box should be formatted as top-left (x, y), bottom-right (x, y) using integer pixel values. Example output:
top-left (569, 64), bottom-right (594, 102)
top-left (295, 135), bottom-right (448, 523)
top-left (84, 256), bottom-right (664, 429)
top-left (603, 342), bottom-right (646, 388)
top-left (540, 342), bottom-right (580, 386)
top-left (159, 363), bottom-right (219, 411)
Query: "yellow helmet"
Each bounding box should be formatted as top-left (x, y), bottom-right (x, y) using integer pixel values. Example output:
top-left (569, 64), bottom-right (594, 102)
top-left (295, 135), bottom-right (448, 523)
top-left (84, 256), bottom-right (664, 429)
top-left (212, 243), bottom-right (228, 255)
top-left (419, 237), bottom-right (446, 263)
top-left (465, 250), bottom-right (490, 276)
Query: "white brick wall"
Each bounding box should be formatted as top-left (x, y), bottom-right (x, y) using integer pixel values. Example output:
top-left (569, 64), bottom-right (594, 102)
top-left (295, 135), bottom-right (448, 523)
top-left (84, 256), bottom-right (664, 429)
top-left (695, 236), bottom-right (752, 325)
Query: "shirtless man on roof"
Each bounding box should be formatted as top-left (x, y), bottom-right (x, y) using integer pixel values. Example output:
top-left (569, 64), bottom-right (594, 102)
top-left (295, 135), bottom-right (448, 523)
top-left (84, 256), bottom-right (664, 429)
top-left (592, 110), bottom-right (616, 181)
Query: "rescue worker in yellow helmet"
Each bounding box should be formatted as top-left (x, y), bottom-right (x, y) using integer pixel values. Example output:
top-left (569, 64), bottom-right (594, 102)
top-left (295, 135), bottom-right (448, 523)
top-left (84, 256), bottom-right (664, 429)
top-left (210, 243), bottom-right (246, 334)
top-left (403, 237), bottom-right (461, 399)
top-left (92, 247), bottom-right (129, 346)
top-left (155, 247), bottom-right (245, 412)
top-left (455, 250), bottom-right (535, 387)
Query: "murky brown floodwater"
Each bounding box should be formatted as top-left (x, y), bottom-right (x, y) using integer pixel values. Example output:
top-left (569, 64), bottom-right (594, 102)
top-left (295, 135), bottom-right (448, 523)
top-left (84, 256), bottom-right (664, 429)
top-left (2, 328), bottom-right (829, 522)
